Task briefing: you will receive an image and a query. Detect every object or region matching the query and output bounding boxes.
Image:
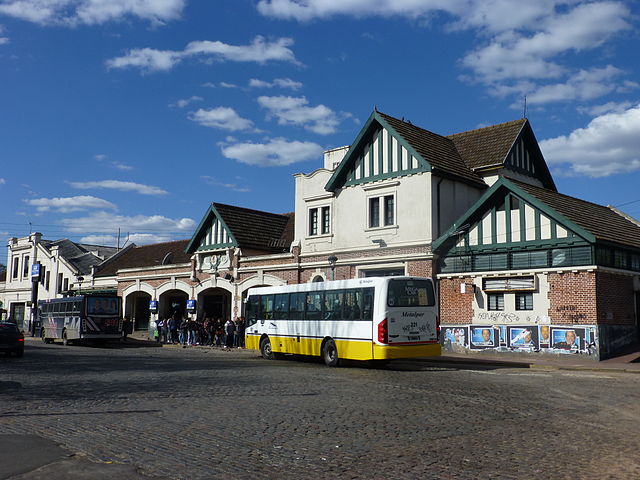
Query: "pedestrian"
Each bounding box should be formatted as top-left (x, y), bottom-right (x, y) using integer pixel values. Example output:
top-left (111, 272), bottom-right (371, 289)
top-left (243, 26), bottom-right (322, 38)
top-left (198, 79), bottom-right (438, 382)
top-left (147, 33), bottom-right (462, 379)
top-left (237, 316), bottom-right (246, 348)
top-left (179, 316), bottom-right (188, 346)
top-left (188, 316), bottom-right (198, 345)
top-left (154, 317), bottom-right (163, 343)
top-left (215, 318), bottom-right (225, 347)
top-left (122, 316), bottom-right (131, 342)
top-left (224, 318), bottom-right (236, 350)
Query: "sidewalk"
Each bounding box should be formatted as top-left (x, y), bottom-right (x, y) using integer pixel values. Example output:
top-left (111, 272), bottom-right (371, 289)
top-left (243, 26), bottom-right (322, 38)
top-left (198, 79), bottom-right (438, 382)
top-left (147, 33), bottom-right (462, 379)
top-left (421, 348), bottom-right (640, 374)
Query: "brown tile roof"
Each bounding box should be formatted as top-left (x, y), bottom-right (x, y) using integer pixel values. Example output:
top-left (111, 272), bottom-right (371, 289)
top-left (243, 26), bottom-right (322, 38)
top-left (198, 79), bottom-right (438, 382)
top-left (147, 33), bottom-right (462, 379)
top-left (378, 112), bottom-right (486, 186)
top-left (447, 119), bottom-right (527, 170)
top-left (214, 203), bottom-right (292, 252)
top-left (95, 239), bottom-right (191, 277)
top-left (511, 179), bottom-right (640, 249)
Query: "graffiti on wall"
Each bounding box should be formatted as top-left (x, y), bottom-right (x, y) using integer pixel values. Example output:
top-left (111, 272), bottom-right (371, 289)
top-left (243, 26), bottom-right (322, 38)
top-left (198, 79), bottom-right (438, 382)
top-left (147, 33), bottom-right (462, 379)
top-left (475, 312), bottom-right (550, 324)
top-left (554, 305), bottom-right (587, 323)
top-left (441, 324), bottom-right (598, 355)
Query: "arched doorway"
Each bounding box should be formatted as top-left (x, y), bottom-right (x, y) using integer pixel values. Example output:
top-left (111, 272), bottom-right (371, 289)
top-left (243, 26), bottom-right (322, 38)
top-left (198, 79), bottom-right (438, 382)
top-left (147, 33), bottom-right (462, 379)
top-left (159, 289), bottom-right (188, 320)
top-left (197, 288), bottom-right (232, 321)
top-left (125, 291), bottom-right (151, 331)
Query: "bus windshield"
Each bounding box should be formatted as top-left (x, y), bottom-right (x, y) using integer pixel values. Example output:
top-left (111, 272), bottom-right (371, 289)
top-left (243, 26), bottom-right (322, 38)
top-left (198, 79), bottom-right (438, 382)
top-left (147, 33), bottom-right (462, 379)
top-left (387, 279), bottom-right (435, 307)
top-left (86, 297), bottom-right (119, 315)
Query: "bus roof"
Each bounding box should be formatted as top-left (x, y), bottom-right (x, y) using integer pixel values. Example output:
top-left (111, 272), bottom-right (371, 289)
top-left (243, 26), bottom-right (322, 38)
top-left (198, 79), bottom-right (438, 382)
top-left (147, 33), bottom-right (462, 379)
top-left (246, 276), bottom-right (433, 296)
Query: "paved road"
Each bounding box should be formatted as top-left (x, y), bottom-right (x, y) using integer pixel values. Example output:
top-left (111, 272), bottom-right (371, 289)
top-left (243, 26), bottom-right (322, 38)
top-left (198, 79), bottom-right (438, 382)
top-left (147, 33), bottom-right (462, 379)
top-left (1, 340), bottom-right (639, 479)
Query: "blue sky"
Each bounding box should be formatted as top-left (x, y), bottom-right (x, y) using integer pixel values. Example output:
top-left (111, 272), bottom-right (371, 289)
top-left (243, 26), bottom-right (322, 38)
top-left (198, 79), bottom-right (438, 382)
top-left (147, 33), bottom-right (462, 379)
top-left (1, 0), bottom-right (639, 265)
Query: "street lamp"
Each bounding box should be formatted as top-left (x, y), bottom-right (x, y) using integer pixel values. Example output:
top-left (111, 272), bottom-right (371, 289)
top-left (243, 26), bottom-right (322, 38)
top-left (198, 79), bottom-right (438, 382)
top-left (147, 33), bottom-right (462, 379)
top-left (76, 276), bottom-right (84, 294)
top-left (327, 255), bottom-right (338, 281)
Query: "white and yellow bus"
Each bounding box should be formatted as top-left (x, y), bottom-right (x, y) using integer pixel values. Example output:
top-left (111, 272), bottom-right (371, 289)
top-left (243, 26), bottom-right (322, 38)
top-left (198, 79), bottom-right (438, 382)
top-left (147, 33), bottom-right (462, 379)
top-left (244, 276), bottom-right (440, 366)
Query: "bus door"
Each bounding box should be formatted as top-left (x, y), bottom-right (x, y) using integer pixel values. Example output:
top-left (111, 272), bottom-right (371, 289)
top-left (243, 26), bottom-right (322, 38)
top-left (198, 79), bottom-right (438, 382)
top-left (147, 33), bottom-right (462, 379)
top-left (385, 279), bottom-right (438, 344)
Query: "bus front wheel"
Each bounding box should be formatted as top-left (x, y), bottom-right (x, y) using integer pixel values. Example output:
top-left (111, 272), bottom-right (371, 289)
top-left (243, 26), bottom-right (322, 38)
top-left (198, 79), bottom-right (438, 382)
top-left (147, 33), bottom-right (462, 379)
top-left (260, 336), bottom-right (274, 360)
top-left (322, 339), bottom-right (340, 367)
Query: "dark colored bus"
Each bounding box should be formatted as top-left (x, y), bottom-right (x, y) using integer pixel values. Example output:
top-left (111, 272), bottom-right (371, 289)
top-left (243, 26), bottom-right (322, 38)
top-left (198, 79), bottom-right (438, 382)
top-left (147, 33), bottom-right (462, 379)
top-left (39, 295), bottom-right (122, 345)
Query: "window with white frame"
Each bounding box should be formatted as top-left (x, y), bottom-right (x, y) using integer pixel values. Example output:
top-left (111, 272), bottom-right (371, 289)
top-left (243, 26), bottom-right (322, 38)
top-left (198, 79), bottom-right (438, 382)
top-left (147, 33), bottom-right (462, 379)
top-left (368, 194), bottom-right (395, 228)
top-left (22, 255), bottom-right (30, 279)
top-left (12, 257), bottom-right (19, 279)
top-left (308, 206), bottom-right (330, 236)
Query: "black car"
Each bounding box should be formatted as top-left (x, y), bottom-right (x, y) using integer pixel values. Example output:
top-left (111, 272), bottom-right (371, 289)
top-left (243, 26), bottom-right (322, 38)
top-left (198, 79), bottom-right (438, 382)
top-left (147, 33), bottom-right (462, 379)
top-left (0, 322), bottom-right (25, 357)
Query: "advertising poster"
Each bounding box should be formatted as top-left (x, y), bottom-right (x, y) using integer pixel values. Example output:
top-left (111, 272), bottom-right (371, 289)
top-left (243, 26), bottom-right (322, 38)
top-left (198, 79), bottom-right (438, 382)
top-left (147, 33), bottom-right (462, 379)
top-left (498, 325), bottom-right (507, 346)
top-left (508, 326), bottom-right (538, 349)
top-left (470, 326), bottom-right (497, 349)
top-left (551, 327), bottom-right (584, 352)
top-left (538, 325), bottom-right (551, 347)
top-left (443, 327), bottom-right (468, 348)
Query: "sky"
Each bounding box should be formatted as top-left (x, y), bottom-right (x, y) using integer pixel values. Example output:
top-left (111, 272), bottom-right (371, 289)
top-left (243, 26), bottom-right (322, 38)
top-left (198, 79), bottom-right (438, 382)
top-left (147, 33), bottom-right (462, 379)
top-left (1, 0), bottom-right (639, 266)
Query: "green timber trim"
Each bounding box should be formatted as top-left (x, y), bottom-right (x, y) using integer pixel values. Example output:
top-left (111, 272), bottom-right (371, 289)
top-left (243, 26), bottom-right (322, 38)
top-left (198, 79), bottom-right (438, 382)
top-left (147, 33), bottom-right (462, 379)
top-left (185, 204), bottom-right (239, 254)
top-left (505, 195), bottom-right (512, 243)
top-left (432, 177), bottom-right (596, 254)
top-left (325, 110), bottom-right (431, 191)
top-left (503, 123), bottom-right (557, 191)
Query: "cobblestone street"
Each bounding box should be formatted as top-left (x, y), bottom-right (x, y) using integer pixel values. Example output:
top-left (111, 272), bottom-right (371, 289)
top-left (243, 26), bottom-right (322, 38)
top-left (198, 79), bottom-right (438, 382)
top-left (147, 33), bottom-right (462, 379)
top-left (1, 340), bottom-right (640, 480)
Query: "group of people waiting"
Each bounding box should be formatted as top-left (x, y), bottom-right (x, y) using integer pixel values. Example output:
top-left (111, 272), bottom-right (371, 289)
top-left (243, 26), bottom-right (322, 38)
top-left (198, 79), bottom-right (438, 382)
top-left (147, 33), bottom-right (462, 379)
top-left (154, 313), bottom-right (246, 350)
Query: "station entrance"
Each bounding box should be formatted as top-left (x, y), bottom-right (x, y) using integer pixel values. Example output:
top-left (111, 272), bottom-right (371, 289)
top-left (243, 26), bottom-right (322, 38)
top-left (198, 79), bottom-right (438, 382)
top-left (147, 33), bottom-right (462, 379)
top-left (197, 288), bottom-right (231, 321)
top-left (125, 291), bottom-right (151, 331)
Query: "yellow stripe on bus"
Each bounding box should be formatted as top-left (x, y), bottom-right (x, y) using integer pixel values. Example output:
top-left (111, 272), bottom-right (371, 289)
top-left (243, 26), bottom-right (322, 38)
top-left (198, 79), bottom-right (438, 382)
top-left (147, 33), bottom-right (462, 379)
top-left (246, 334), bottom-right (441, 361)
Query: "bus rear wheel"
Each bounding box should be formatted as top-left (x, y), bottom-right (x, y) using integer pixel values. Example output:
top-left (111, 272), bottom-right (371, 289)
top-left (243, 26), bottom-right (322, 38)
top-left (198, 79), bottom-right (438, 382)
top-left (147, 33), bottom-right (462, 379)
top-left (260, 336), bottom-right (274, 360)
top-left (322, 339), bottom-right (340, 367)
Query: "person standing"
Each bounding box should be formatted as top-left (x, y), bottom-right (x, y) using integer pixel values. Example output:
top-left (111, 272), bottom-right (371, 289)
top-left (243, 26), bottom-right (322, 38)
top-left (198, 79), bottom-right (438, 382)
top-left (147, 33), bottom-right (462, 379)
top-left (224, 318), bottom-right (236, 351)
top-left (122, 316), bottom-right (131, 342)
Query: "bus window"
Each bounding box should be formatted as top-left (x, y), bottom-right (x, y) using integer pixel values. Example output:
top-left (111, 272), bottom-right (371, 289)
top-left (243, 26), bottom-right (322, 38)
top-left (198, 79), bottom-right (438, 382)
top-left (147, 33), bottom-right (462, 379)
top-left (53, 303), bottom-right (61, 313)
top-left (362, 288), bottom-right (374, 321)
top-left (343, 289), bottom-right (362, 320)
top-left (289, 293), bottom-right (305, 319)
top-left (261, 295), bottom-right (274, 320)
top-left (324, 290), bottom-right (344, 320)
top-left (72, 301), bottom-right (82, 313)
top-left (273, 294), bottom-right (289, 320)
top-left (63, 302), bottom-right (71, 313)
top-left (305, 292), bottom-right (323, 320)
top-left (246, 296), bottom-right (260, 327)
top-left (387, 279), bottom-right (435, 307)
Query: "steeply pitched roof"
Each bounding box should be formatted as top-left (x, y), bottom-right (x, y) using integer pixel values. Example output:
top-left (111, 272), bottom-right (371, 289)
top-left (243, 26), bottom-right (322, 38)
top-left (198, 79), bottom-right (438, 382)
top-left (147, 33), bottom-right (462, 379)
top-left (95, 239), bottom-right (191, 277)
top-left (510, 179), bottom-right (640, 250)
top-left (213, 203), bottom-right (293, 252)
top-left (447, 119), bottom-right (527, 170)
top-left (41, 239), bottom-right (119, 275)
top-left (376, 111), bottom-right (486, 186)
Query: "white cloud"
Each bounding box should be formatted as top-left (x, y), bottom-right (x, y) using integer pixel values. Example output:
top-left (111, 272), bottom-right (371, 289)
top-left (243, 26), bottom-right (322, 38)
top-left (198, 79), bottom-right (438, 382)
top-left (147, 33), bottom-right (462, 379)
top-left (540, 104), bottom-right (640, 177)
top-left (0, 177), bottom-right (5, 184)
top-left (578, 101), bottom-right (634, 117)
top-left (69, 180), bottom-right (167, 195)
top-left (249, 77), bottom-right (303, 90)
top-left (189, 107), bottom-right (254, 131)
top-left (24, 195), bottom-right (117, 213)
top-left (0, 0), bottom-right (185, 26)
top-left (0, 36), bottom-right (8, 45)
top-left (106, 36), bottom-right (299, 73)
top-left (79, 233), bottom-right (180, 246)
top-left (258, 95), bottom-right (344, 134)
top-left (169, 96), bottom-right (203, 108)
top-left (219, 82), bottom-right (238, 88)
top-left (201, 175), bottom-right (250, 193)
top-left (522, 66), bottom-right (625, 106)
top-left (61, 212), bottom-right (196, 234)
top-left (221, 137), bottom-right (323, 166)
top-left (94, 153), bottom-right (134, 171)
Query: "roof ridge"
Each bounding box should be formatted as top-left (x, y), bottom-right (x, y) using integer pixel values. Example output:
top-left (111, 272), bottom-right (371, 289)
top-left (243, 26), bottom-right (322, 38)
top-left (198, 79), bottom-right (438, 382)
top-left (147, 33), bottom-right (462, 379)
top-left (132, 239), bottom-right (190, 248)
top-left (447, 118), bottom-right (527, 138)
top-left (377, 110), bottom-right (455, 144)
top-left (213, 202), bottom-right (290, 219)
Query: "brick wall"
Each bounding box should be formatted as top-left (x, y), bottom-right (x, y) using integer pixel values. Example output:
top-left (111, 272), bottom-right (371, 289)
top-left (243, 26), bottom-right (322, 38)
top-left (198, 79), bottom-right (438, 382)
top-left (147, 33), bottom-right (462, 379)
top-left (596, 271), bottom-right (635, 326)
top-left (439, 277), bottom-right (474, 325)
top-left (548, 271), bottom-right (597, 325)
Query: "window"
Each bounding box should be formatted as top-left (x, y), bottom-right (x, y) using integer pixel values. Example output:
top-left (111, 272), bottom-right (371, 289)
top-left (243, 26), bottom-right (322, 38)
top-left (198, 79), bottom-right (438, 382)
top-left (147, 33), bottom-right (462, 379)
top-left (289, 293), bottom-right (305, 319)
top-left (305, 292), bottom-right (323, 320)
top-left (487, 294), bottom-right (504, 311)
top-left (343, 290), bottom-right (363, 320)
top-left (362, 288), bottom-right (374, 320)
top-left (387, 279), bottom-right (435, 307)
top-left (12, 257), bottom-right (19, 279)
top-left (260, 295), bottom-right (274, 320)
top-left (23, 256), bottom-right (30, 278)
top-left (369, 195), bottom-right (395, 228)
top-left (40, 265), bottom-right (46, 286)
top-left (308, 206), bottom-right (331, 236)
top-left (63, 278), bottom-right (69, 292)
top-left (45, 271), bottom-right (50, 290)
top-left (515, 292), bottom-right (533, 310)
top-left (273, 294), bottom-right (289, 320)
top-left (57, 273), bottom-right (63, 294)
top-left (324, 290), bottom-right (344, 320)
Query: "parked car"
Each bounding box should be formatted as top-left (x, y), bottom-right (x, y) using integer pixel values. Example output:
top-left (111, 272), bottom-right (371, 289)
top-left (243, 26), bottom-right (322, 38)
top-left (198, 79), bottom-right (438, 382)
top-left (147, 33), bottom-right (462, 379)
top-left (0, 322), bottom-right (25, 357)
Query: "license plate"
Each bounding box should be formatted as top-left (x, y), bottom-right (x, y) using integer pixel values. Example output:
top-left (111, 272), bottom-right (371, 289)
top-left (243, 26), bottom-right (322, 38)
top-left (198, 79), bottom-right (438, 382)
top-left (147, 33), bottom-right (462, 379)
top-left (408, 336), bottom-right (420, 341)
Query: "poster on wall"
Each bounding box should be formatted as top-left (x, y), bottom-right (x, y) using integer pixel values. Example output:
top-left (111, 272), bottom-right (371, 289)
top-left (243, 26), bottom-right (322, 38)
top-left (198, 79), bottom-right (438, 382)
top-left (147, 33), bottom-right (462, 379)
top-left (469, 326), bottom-right (497, 349)
top-left (508, 326), bottom-right (538, 349)
top-left (551, 327), bottom-right (584, 352)
top-left (539, 325), bottom-right (551, 348)
top-left (443, 327), bottom-right (468, 348)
